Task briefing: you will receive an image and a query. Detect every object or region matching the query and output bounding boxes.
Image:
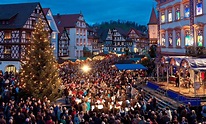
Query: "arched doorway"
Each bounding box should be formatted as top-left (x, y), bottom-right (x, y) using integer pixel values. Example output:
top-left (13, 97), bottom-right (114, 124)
top-left (5, 65), bottom-right (16, 74)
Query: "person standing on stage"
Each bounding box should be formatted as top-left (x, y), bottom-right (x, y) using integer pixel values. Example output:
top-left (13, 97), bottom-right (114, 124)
top-left (175, 72), bottom-right (180, 87)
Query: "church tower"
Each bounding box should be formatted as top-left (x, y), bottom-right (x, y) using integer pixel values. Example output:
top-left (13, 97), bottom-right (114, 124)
top-left (148, 7), bottom-right (158, 45)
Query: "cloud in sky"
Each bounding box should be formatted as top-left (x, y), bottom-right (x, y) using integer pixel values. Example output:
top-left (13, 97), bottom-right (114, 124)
top-left (0, 0), bottom-right (156, 25)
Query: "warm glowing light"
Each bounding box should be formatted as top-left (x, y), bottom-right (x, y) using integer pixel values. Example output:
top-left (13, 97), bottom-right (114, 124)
top-left (82, 65), bottom-right (91, 73)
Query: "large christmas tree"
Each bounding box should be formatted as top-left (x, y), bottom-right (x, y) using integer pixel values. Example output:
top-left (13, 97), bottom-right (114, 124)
top-left (20, 18), bottom-right (61, 101)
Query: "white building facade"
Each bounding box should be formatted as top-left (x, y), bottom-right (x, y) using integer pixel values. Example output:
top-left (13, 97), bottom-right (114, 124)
top-left (54, 13), bottom-right (91, 59)
top-left (67, 15), bottom-right (90, 58)
top-left (156, 0), bottom-right (206, 55)
top-left (43, 8), bottom-right (59, 59)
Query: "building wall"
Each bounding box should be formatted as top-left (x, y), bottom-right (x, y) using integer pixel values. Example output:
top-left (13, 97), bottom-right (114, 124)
top-left (45, 9), bottom-right (59, 59)
top-left (69, 28), bottom-right (76, 58)
top-left (157, 0), bottom-right (206, 55)
top-left (69, 27), bottom-right (89, 58)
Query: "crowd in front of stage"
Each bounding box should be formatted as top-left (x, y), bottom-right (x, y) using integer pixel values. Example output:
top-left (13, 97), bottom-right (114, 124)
top-left (0, 55), bottom-right (204, 124)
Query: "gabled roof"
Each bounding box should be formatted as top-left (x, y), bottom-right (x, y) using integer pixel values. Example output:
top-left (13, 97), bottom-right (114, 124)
top-left (97, 28), bottom-right (109, 41)
top-left (54, 14), bottom-right (80, 29)
top-left (53, 14), bottom-right (81, 35)
top-left (127, 28), bottom-right (147, 38)
top-left (127, 28), bottom-right (142, 36)
top-left (43, 8), bottom-right (59, 33)
top-left (148, 7), bottom-right (158, 25)
top-left (114, 27), bottom-right (128, 37)
top-left (0, 2), bottom-right (40, 29)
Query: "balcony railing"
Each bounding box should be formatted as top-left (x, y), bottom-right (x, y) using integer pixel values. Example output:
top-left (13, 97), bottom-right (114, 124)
top-left (185, 46), bottom-right (205, 56)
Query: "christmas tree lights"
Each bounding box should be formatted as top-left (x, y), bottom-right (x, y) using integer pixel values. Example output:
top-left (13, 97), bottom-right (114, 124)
top-left (20, 18), bottom-right (61, 101)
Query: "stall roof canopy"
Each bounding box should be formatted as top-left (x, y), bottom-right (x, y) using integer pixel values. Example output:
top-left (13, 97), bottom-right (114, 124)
top-left (182, 58), bottom-right (206, 68)
top-left (192, 67), bottom-right (206, 72)
top-left (115, 64), bottom-right (147, 70)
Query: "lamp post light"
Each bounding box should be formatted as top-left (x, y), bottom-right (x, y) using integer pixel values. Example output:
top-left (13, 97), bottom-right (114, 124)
top-left (82, 65), bottom-right (91, 73)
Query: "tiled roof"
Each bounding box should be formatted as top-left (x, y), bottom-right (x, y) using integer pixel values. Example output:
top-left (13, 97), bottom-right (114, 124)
top-left (97, 28), bottom-right (109, 41)
top-left (53, 14), bottom-right (81, 35)
top-left (148, 7), bottom-right (158, 25)
top-left (0, 2), bottom-right (39, 29)
top-left (42, 8), bottom-right (49, 15)
top-left (114, 27), bottom-right (128, 37)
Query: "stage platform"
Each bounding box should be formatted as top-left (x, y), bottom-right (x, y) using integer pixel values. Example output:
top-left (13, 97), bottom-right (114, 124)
top-left (146, 81), bottom-right (206, 106)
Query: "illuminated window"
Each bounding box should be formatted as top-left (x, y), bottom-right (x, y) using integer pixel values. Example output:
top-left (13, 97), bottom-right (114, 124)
top-left (76, 38), bottom-right (79, 46)
top-left (196, 0), bottom-right (203, 15)
top-left (176, 7), bottom-right (180, 20)
top-left (76, 28), bottom-right (79, 35)
top-left (176, 32), bottom-right (181, 46)
top-left (168, 33), bottom-right (173, 46)
top-left (4, 31), bottom-right (11, 40)
top-left (185, 30), bottom-right (194, 46)
top-left (80, 39), bottom-right (82, 46)
top-left (52, 32), bottom-right (56, 39)
top-left (168, 10), bottom-right (172, 22)
top-left (197, 30), bottom-right (203, 47)
top-left (184, 5), bottom-right (190, 18)
top-left (26, 32), bottom-right (31, 40)
top-left (83, 39), bottom-right (86, 45)
top-left (4, 46), bottom-right (11, 54)
top-left (161, 33), bottom-right (166, 46)
top-left (161, 12), bottom-right (165, 23)
top-left (32, 20), bottom-right (36, 27)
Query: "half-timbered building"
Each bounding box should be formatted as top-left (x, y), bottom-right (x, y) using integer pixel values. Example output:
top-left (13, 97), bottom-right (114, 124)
top-left (0, 2), bottom-right (51, 73)
top-left (127, 28), bottom-right (149, 54)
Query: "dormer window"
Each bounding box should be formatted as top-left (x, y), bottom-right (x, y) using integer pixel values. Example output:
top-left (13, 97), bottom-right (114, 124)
top-left (76, 22), bottom-right (79, 26)
top-left (4, 31), bottom-right (11, 40)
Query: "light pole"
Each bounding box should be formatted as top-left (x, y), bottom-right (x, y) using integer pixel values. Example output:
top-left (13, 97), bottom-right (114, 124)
top-left (157, 63), bottom-right (159, 83)
top-left (165, 61), bottom-right (169, 90)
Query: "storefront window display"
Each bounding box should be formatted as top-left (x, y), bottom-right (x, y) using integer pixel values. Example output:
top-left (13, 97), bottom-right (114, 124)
top-left (168, 33), bottom-right (173, 46)
top-left (176, 32), bottom-right (181, 46)
top-left (184, 5), bottom-right (190, 18)
top-left (197, 30), bottom-right (203, 47)
top-left (161, 33), bottom-right (166, 46)
top-left (196, 0), bottom-right (203, 15)
top-left (185, 30), bottom-right (194, 46)
top-left (176, 7), bottom-right (180, 20)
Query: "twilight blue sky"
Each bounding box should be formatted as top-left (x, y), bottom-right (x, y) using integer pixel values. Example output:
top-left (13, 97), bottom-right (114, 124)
top-left (1, 0), bottom-right (156, 25)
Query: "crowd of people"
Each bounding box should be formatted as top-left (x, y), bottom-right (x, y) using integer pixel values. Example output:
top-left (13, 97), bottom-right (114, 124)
top-left (0, 55), bottom-right (205, 124)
